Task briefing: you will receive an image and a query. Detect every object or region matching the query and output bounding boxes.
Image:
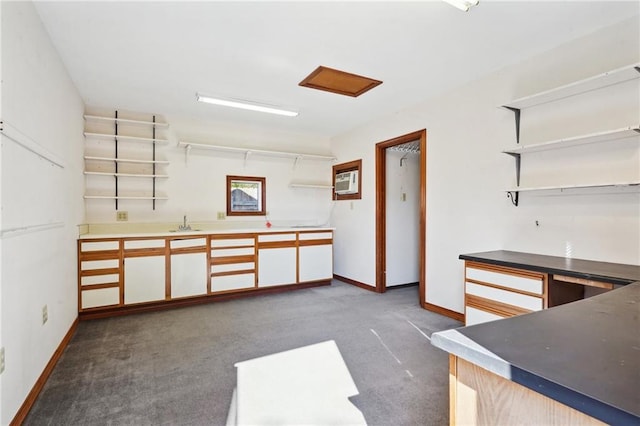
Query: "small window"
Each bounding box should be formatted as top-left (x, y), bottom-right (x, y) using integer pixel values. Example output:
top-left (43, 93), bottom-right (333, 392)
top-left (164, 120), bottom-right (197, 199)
top-left (227, 176), bottom-right (266, 216)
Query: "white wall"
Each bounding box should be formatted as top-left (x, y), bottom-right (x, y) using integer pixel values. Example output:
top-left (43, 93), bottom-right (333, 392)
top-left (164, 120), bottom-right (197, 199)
top-left (83, 110), bottom-right (334, 228)
top-left (330, 16), bottom-right (640, 313)
top-left (385, 150), bottom-right (420, 286)
top-left (1, 2), bottom-right (84, 423)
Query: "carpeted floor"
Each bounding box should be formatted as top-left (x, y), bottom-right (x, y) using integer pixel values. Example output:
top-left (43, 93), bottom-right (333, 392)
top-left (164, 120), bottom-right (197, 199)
top-left (24, 280), bottom-right (461, 425)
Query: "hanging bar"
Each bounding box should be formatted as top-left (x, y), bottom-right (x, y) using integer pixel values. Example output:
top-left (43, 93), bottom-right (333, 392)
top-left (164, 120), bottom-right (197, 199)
top-left (115, 110), bottom-right (119, 210)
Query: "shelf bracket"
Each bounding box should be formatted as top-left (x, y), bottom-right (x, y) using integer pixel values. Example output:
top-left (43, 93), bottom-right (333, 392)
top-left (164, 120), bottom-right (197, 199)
top-left (505, 152), bottom-right (521, 186)
top-left (184, 144), bottom-right (192, 165)
top-left (244, 151), bottom-right (251, 168)
top-left (293, 155), bottom-right (302, 170)
top-left (506, 191), bottom-right (519, 206)
top-left (503, 106), bottom-right (521, 144)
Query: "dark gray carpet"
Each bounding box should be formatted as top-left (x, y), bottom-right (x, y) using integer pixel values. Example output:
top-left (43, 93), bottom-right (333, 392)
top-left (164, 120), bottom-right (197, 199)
top-left (24, 280), bottom-right (461, 425)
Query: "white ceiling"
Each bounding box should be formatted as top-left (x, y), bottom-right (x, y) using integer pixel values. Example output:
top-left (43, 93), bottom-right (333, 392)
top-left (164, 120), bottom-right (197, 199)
top-left (34, 1), bottom-right (639, 140)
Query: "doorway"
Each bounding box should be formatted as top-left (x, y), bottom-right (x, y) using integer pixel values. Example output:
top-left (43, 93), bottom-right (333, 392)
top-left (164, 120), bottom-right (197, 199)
top-left (375, 130), bottom-right (426, 306)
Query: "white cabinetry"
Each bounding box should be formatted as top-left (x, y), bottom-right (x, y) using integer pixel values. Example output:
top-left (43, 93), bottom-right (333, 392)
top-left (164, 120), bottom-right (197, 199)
top-left (123, 239), bottom-right (166, 304)
top-left (501, 63), bottom-right (640, 206)
top-left (210, 235), bottom-right (257, 292)
top-left (464, 261), bottom-right (546, 326)
top-left (170, 237), bottom-right (207, 298)
top-left (298, 231), bottom-right (333, 282)
top-left (258, 233), bottom-right (297, 287)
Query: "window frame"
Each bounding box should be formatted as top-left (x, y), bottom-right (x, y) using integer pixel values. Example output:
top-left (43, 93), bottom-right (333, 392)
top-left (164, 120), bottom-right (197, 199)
top-left (226, 175), bottom-right (267, 216)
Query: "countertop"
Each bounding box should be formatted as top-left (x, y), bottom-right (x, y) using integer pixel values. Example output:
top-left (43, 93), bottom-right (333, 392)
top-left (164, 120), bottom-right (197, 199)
top-left (433, 251), bottom-right (640, 425)
top-left (78, 226), bottom-right (334, 239)
top-left (460, 250), bottom-right (640, 286)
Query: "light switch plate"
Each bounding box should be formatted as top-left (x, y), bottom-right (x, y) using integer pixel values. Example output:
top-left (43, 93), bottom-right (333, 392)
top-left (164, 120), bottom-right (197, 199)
top-left (42, 305), bottom-right (48, 325)
top-left (0, 347), bottom-right (5, 374)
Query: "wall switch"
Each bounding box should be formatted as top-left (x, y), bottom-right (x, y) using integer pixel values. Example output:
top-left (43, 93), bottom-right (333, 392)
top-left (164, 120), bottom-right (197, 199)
top-left (117, 211), bottom-right (128, 221)
top-left (42, 305), bottom-right (48, 325)
top-left (401, 193), bottom-right (407, 202)
top-left (350, 201), bottom-right (354, 210)
top-left (0, 347), bottom-right (5, 374)
top-left (217, 212), bottom-right (226, 220)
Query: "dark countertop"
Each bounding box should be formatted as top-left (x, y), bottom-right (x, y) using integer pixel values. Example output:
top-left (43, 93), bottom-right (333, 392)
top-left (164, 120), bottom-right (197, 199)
top-left (459, 250), bottom-right (640, 286)
top-left (455, 282), bottom-right (640, 425)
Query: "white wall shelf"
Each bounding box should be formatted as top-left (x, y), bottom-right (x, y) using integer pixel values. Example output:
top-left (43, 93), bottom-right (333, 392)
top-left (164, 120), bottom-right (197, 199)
top-left (83, 110), bottom-right (169, 209)
top-left (84, 171), bottom-right (169, 178)
top-left (289, 183), bottom-right (334, 189)
top-left (84, 114), bottom-right (169, 128)
top-left (505, 181), bottom-right (640, 193)
top-left (501, 64), bottom-right (640, 206)
top-left (84, 155), bottom-right (170, 165)
top-left (503, 126), bottom-right (640, 155)
top-left (84, 132), bottom-right (169, 144)
top-left (502, 63), bottom-right (640, 110)
top-left (178, 140), bottom-right (336, 167)
top-left (84, 195), bottom-right (169, 200)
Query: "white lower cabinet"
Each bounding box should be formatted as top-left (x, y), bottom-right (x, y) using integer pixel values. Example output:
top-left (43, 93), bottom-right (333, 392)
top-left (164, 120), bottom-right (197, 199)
top-left (171, 252), bottom-right (207, 298)
top-left (299, 245), bottom-right (333, 282)
top-left (258, 248), bottom-right (297, 287)
top-left (124, 256), bottom-right (166, 304)
top-left (464, 306), bottom-right (506, 326)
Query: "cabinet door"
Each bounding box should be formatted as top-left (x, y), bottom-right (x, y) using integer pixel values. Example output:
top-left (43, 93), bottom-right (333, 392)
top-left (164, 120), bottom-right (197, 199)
top-left (171, 252), bottom-right (207, 298)
top-left (124, 256), bottom-right (166, 304)
top-left (258, 248), bottom-right (296, 287)
top-left (299, 244), bottom-right (333, 282)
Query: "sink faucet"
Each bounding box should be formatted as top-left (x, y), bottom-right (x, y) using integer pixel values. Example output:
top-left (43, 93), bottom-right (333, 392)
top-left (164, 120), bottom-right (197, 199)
top-left (178, 215), bottom-right (192, 231)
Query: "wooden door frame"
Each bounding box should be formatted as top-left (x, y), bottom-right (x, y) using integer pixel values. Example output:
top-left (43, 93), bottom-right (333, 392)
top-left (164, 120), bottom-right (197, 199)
top-left (375, 129), bottom-right (426, 307)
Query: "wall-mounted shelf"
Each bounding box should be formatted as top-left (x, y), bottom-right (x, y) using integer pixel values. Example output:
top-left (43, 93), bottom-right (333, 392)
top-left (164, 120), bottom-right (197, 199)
top-left (84, 115), bottom-right (169, 128)
top-left (503, 126), bottom-right (640, 155)
top-left (289, 183), bottom-right (334, 189)
top-left (177, 140), bottom-right (336, 167)
top-left (503, 63), bottom-right (640, 110)
top-left (83, 111), bottom-right (169, 209)
top-left (84, 156), bottom-right (170, 165)
top-left (84, 195), bottom-right (169, 200)
top-left (84, 132), bottom-right (169, 144)
top-left (501, 64), bottom-right (640, 207)
top-left (84, 171), bottom-right (169, 178)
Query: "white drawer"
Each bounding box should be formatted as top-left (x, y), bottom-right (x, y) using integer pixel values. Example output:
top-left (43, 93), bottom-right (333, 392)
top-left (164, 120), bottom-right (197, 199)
top-left (81, 274), bottom-right (119, 286)
top-left (465, 306), bottom-right (506, 326)
top-left (124, 239), bottom-right (165, 249)
top-left (466, 282), bottom-right (543, 312)
top-left (211, 262), bottom-right (255, 274)
top-left (211, 247), bottom-right (255, 257)
top-left (466, 267), bottom-right (542, 294)
top-left (211, 238), bottom-right (255, 248)
top-left (298, 232), bottom-right (332, 240)
top-left (81, 259), bottom-right (119, 270)
top-left (81, 241), bottom-right (119, 251)
top-left (170, 238), bottom-right (206, 249)
top-left (81, 287), bottom-right (119, 309)
top-left (258, 233), bottom-right (296, 242)
top-left (211, 273), bottom-right (255, 292)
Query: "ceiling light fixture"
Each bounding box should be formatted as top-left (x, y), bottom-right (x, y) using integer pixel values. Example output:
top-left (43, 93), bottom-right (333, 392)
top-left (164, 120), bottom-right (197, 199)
top-left (196, 94), bottom-right (298, 117)
top-left (443, 0), bottom-right (479, 12)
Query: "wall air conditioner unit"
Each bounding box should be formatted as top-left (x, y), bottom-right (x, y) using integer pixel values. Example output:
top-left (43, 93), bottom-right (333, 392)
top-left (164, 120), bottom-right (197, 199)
top-left (334, 170), bottom-right (359, 195)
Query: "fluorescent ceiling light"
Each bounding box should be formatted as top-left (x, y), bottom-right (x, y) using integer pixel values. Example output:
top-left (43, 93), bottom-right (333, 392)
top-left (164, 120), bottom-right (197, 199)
top-left (196, 94), bottom-right (298, 117)
top-left (443, 0), bottom-right (479, 12)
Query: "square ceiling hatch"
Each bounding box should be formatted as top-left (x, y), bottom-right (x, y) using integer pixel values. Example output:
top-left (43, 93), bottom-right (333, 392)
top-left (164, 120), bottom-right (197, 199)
top-left (299, 66), bottom-right (382, 97)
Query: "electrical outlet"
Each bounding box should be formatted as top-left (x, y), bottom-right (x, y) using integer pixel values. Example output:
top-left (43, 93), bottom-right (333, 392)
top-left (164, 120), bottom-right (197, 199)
top-left (217, 212), bottom-right (226, 220)
top-left (0, 347), bottom-right (5, 374)
top-left (117, 211), bottom-right (129, 221)
top-left (42, 305), bottom-right (48, 325)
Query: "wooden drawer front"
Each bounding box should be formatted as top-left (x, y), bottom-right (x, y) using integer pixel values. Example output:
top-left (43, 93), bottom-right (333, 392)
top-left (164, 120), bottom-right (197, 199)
top-left (211, 238), bottom-right (255, 248)
top-left (81, 274), bottom-right (119, 286)
top-left (466, 266), bottom-right (543, 295)
top-left (466, 282), bottom-right (543, 312)
top-left (124, 239), bottom-right (165, 249)
top-left (81, 240), bottom-right (119, 252)
top-left (258, 233), bottom-right (296, 243)
top-left (465, 306), bottom-right (506, 326)
top-left (211, 247), bottom-right (255, 257)
top-left (211, 273), bottom-right (255, 292)
top-left (81, 259), bottom-right (119, 271)
top-left (298, 231), bottom-right (333, 240)
top-left (170, 238), bottom-right (206, 249)
top-left (81, 287), bottom-right (119, 309)
top-left (211, 262), bottom-right (255, 274)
